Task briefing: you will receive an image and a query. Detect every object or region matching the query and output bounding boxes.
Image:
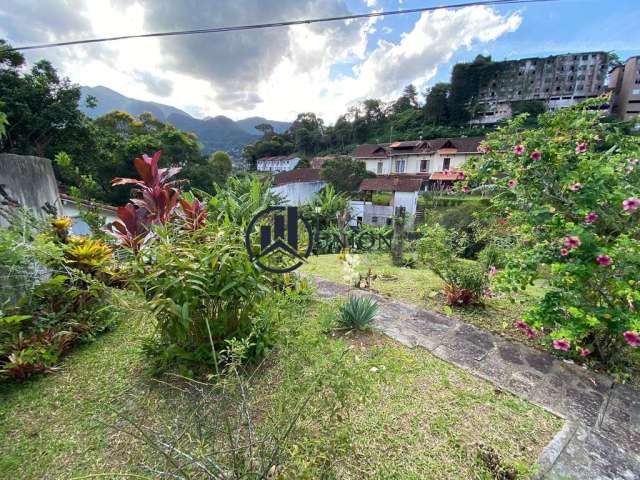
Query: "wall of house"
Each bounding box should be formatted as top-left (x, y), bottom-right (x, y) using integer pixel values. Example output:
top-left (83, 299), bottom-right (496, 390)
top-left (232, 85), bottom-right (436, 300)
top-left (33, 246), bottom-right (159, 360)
top-left (363, 153), bottom-right (474, 175)
top-left (0, 154), bottom-right (63, 228)
top-left (257, 157), bottom-right (300, 172)
top-left (272, 180), bottom-right (327, 206)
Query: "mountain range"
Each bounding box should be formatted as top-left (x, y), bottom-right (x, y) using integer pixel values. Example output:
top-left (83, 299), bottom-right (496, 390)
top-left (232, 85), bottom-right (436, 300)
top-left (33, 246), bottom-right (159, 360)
top-left (79, 86), bottom-right (291, 158)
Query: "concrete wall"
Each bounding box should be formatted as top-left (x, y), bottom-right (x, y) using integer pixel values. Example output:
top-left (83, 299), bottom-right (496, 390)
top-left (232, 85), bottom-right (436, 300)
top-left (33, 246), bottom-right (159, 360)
top-left (0, 154), bottom-right (62, 227)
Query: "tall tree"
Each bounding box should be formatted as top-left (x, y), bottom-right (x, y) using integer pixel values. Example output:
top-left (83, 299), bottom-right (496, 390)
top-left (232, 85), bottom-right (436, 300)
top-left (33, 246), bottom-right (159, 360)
top-left (321, 158), bottom-right (375, 193)
top-left (423, 83), bottom-right (451, 125)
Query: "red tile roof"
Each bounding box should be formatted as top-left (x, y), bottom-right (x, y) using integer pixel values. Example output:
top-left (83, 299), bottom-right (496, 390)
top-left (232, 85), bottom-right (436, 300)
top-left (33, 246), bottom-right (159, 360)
top-left (359, 176), bottom-right (424, 192)
top-left (273, 168), bottom-right (324, 186)
top-left (311, 155), bottom-right (338, 169)
top-left (429, 171), bottom-right (465, 181)
top-left (352, 137), bottom-right (484, 158)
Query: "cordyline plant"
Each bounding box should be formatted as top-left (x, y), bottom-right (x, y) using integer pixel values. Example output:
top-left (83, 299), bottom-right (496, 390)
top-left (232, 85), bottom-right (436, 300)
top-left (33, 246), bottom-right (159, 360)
top-left (107, 150), bottom-right (183, 251)
top-left (463, 97), bottom-right (640, 366)
top-left (112, 150), bottom-right (182, 224)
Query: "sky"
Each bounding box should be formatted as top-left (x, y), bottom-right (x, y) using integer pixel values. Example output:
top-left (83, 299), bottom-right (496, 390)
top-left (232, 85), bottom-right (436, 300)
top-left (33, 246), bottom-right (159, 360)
top-left (1, 0), bottom-right (638, 123)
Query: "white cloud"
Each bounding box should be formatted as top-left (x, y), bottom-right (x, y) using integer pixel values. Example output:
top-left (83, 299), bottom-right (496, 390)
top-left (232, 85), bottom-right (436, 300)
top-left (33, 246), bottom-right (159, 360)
top-left (0, 2), bottom-right (521, 123)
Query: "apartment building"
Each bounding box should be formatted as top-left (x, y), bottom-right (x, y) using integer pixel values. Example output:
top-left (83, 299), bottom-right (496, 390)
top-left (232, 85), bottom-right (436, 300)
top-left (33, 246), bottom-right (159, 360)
top-left (352, 137), bottom-right (483, 177)
top-left (609, 56), bottom-right (640, 121)
top-left (256, 155), bottom-right (300, 173)
top-left (471, 52), bottom-right (609, 124)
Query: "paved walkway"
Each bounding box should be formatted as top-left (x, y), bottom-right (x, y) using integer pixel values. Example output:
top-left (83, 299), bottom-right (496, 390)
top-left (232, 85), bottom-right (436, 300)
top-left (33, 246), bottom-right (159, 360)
top-left (313, 278), bottom-right (640, 480)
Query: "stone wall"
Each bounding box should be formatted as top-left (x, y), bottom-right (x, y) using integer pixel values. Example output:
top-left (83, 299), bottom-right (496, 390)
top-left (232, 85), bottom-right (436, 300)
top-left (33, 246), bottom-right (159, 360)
top-left (0, 153), bottom-right (62, 227)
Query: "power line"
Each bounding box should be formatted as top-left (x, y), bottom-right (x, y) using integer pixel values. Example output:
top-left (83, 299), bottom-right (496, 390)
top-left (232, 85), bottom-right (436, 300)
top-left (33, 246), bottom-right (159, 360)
top-left (5, 0), bottom-right (560, 52)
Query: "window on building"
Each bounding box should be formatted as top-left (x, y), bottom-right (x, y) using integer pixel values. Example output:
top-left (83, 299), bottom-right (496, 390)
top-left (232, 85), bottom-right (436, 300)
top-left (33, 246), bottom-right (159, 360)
top-left (582, 55), bottom-right (588, 60)
top-left (377, 162), bottom-right (383, 174)
top-left (443, 158), bottom-right (451, 171)
top-left (371, 216), bottom-right (378, 224)
top-left (395, 160), bottom-right (406, 173)
top-left (632, 89), bottom-right (640, 95)
top-left (420, 159), bottom-right (430, 172)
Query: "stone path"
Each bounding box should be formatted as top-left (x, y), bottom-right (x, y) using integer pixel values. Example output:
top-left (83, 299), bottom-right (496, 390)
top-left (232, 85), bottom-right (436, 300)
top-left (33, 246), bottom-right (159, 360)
top-left (313, 278), bottom-right (640, 480)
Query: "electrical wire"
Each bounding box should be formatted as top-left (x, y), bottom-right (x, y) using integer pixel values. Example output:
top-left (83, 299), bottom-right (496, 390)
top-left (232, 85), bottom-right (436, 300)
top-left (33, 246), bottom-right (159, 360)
top-left (5, 0), bottom-right (561, 52)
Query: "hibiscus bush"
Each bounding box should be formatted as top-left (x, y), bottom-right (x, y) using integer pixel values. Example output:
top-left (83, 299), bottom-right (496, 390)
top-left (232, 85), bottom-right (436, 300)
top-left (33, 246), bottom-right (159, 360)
top-left (464, 98), bottom-right (640, 366)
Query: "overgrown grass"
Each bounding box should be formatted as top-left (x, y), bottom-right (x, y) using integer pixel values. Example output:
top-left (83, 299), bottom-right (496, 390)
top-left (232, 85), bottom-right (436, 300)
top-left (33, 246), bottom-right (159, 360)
top-left (0, 292), bottom-right (561, 478)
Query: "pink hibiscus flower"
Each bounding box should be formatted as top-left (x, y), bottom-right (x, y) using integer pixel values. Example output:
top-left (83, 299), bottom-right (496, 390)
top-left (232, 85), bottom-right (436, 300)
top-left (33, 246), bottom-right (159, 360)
top-left (530, 150), bottom-right (542, 161)
top-left (623, 331), bottom-right (640, 347)
top-left (584, 211), bottom-right (598, 223)
top-left (515, 320), bottom-right (537, 338)
top-left (507, 179), bottom-right (517, 188)
top-left (569, 183), bottom-right (583, 192)
top-left (560, 248), bottom-right (569, 257)
top-left (622, 197), bottom-right (640, 211)
top-left (457, 172), bottom-right (465, 180)
top-left (553, 339), bottom-right (571, 351)
top-left (579, 348), bottom-right (591, 357)
top-left (488, 266), bottom-right (498, 277)
top-left (596, 255), bottom-right (612, 266)
top-left (513, 145), bottom-right (525, 156)
top-left (575, 143), bottom-right (588, 154)
top-left (462, 186), bottom-right (471, 193)
top-left (564, 236), bottom-right (582, 249)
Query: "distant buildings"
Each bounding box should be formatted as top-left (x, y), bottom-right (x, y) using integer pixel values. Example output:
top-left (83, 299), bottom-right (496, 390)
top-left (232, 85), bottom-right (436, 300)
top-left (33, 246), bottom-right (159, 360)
top-left (352, 137), bottom-right (482, 179)
top-left (271, 168), bottom-right (327, 206)
top-left (468, 52), bottom-right (609, 124)
top-left (609, 56), bottom-right (640, 121)
top-left (256, 155), bottom-right (300, 173)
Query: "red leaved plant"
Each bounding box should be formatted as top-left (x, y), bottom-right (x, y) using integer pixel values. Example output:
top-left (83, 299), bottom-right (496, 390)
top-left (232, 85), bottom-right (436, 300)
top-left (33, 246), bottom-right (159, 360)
top-left (107, 203), bottom-right (149, 252)
top-left (179, 197), bottom-right (208, 231)
top-left (112, 150), bottom-right (182, 224)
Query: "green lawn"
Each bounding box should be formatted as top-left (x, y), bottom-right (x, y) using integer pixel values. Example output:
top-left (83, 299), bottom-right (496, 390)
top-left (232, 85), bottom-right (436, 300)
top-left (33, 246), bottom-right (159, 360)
top-left (0, 293), bottom-right (561, 479)
top-left (303, 253), bottom-right (547, 347)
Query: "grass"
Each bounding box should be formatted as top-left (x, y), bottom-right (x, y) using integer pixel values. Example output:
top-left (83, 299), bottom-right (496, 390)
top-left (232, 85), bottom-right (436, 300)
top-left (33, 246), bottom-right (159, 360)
top-left (303, 252), bottom-right (547, 347)
top-left (0, 292), bottom-right (562, 479)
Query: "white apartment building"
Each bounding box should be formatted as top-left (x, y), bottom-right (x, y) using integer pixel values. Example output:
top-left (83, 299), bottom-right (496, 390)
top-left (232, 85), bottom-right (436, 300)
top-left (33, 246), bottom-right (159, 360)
top-left (256, 155), bottom-right (300, 173)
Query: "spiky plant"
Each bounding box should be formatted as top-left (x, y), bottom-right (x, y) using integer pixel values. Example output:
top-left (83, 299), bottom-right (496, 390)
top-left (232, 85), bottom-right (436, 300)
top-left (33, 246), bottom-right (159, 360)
top-left (338, 295), bottom-right (379, 331)
top-left (65, 237), bottom-right (112, 274)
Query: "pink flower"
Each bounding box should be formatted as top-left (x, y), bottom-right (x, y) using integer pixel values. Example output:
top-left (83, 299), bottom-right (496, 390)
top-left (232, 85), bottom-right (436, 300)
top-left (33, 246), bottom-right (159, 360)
top-left (513, 145), bottom-right (525, 156)
top-left (530, 150), bottom-right (542, 161)
top-left (560, 248), bottom-right (569, 256)
top-left (596, 255), bottom-right (612, 266)
top-left (629, 300), bottom-right (636, 312)
top-left (457, 172), bottom-right (465, 180)
top-left (507, 179), bottom-right (517, 188)
top-left (629, 158), bottom-right (639, 165)
top-left (623, 331), bottom-right (640, 347)
top-left (584, 211), bottom-right (598, 223)
top-left (483, 287), bottom-right (493, 298)
top-left (515, 320), bottom-right (537, 338)
top-left (563, 236), bottom-right (582, 249)
top-left (626, 165), bottom-right (635, 174)
top-left (622, 197), bottom-right (640, 211)
top-left (579, 348), bottom-right (591, 357)
top-left (462, 186), bottom-right (471, 193)
top-left (488, 266), bottom-right (497, 277)
top-left (569, 183), bottom-right (583, 192)
top-left (553, 339), bottom-right (571, 351)
top-left (575, 143), bottom-right (588, 154)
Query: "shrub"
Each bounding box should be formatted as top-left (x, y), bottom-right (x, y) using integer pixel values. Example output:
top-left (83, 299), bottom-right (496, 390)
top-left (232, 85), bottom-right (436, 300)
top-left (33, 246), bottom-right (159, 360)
top-left (464, 97), bottom-right (640, 365)
top-left (416, 224), bottom-right (488, 306)
top-left (478, 242), bottom-right (508, 270)
top-left (338, 295), bottom-right (379, 330)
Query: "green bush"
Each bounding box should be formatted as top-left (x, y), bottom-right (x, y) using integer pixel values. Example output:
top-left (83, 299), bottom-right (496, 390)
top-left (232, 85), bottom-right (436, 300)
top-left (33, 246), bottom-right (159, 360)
top-left (134, 220), bottom-right (271, 371)
top-left (465, 97), bottom-right (640, 365)
top-left (372, 192), bottom-right (392, 206)
top-left (478, 243), bottom-right (508, 270)
top-left (416, 224), bottom-right (488, 306)
top-left (338, 295), bottom-right (379, 330)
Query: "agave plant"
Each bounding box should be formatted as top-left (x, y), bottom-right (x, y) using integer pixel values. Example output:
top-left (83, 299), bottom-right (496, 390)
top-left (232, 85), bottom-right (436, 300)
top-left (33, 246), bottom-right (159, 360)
top-left (106, 203), bottom-right (148, 253)
top-left (179, 197), bottom-right (207, 231)
top-left (338, 295), bottom-right (379, 331)
top-left (112, 150), bottom-right (182, 224)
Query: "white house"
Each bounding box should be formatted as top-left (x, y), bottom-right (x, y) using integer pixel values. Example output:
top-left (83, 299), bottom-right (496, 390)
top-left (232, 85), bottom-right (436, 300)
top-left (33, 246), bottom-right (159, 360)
top-left (271, 168), bottom-right (327, 206)
top-left (256, 155), bottom-right (301, 173)
top-left (352, 137), bottom-right (483, 178)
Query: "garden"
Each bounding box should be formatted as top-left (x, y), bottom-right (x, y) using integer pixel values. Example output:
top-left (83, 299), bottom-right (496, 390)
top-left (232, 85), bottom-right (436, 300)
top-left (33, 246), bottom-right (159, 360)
top-left (0, 98), bottom-right (639, 478)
